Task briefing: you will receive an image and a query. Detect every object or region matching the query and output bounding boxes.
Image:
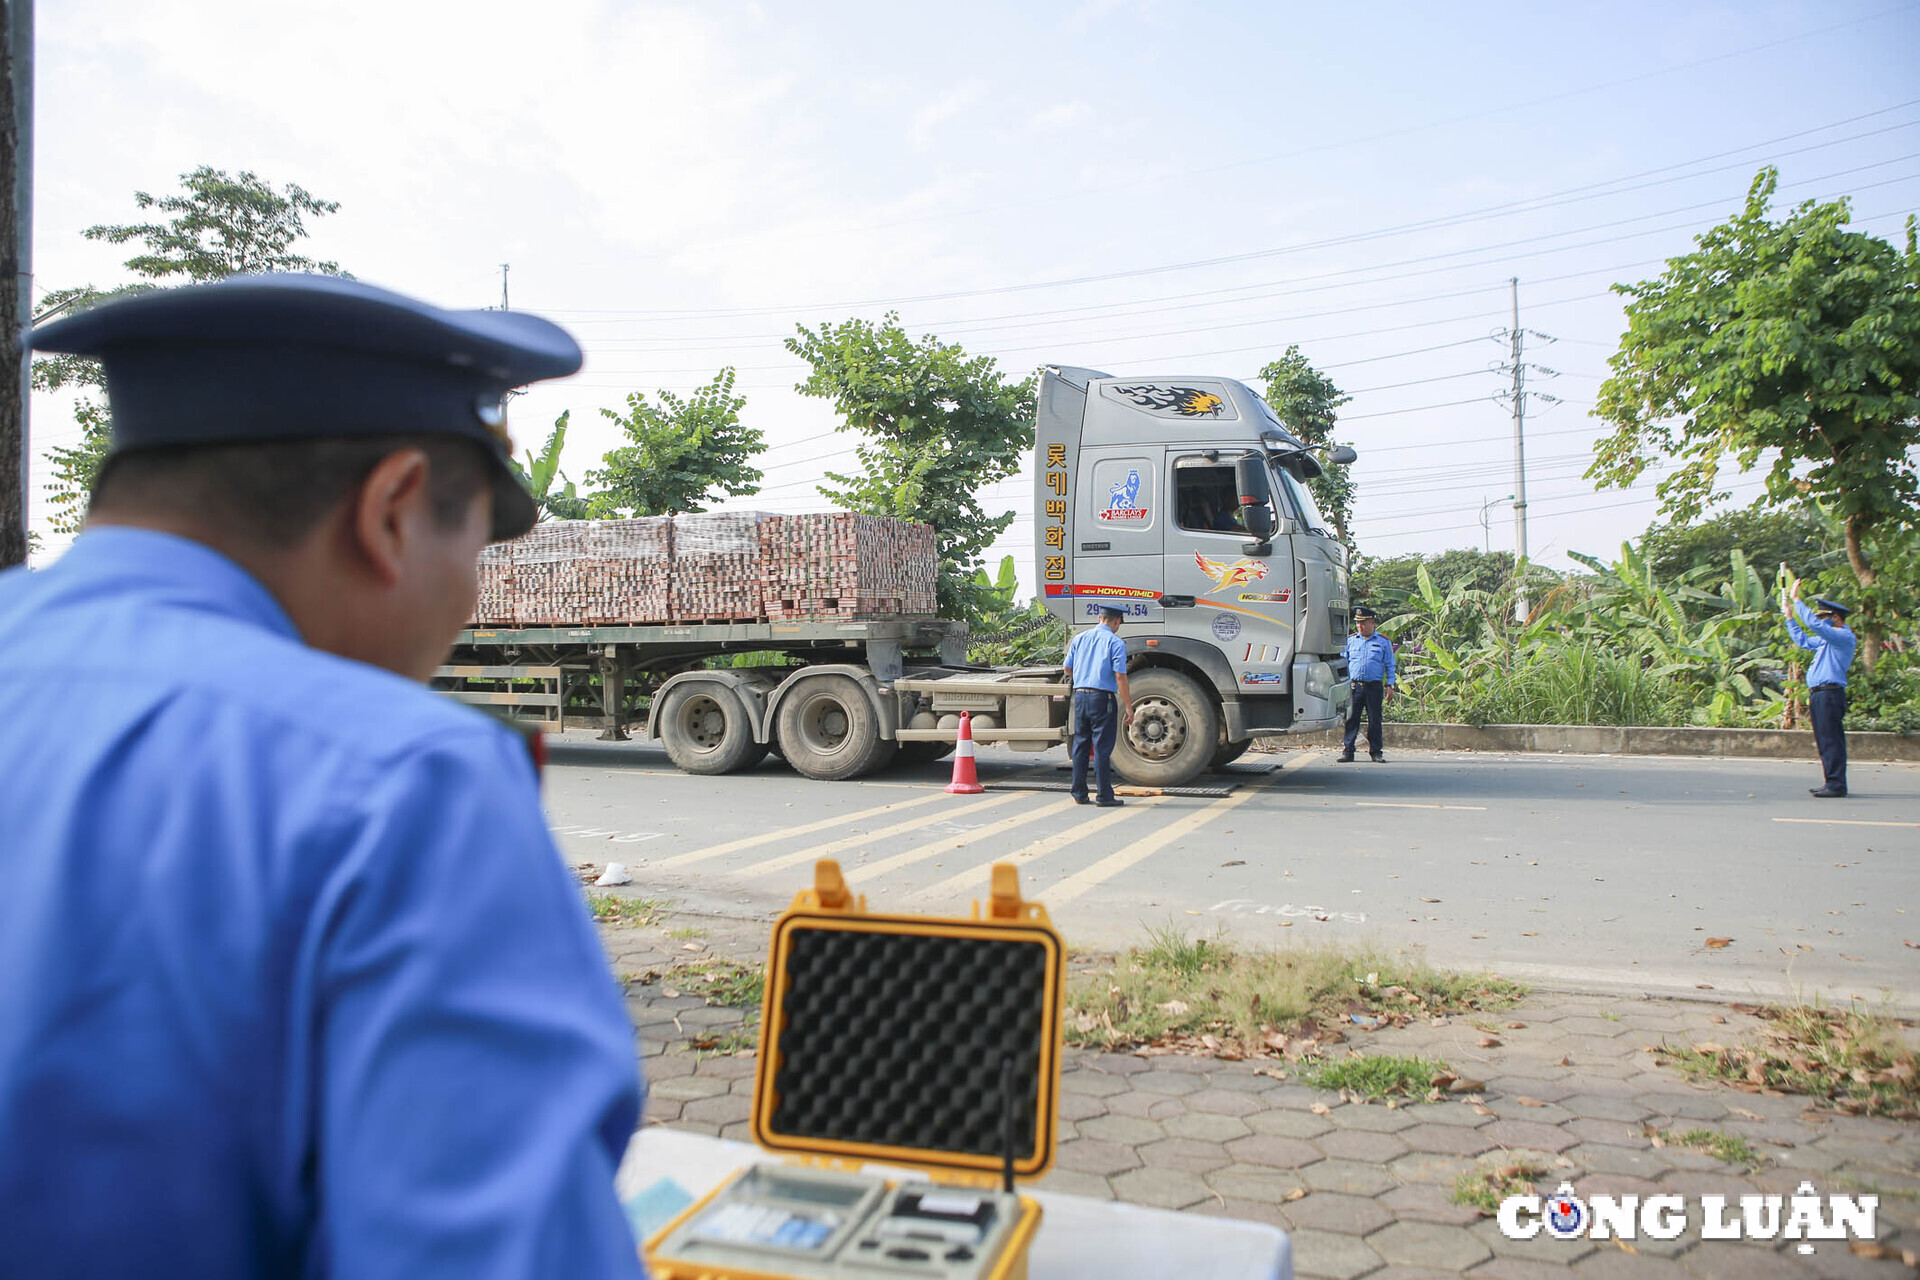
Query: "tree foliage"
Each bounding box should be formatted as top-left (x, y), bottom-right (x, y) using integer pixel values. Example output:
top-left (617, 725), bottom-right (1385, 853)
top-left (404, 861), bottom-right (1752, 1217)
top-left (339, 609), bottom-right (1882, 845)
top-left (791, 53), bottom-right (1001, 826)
top-left (1638, 503), bottom-right (1838, 584)
top-left (965, 554), bottom-right (1065, 667)
top-left (508, 411), bottom-right (594, 521)
top-left (586, 368), bottom-right (764, 516)
top-left (1590, 167), bottom-right (1920, 662)
top-left (36, 167), bottom-right (346, 531)
top-left (785, 312), bottom-right (1036, 618)
top-left (1257, 345), bottom-right (1355, 551)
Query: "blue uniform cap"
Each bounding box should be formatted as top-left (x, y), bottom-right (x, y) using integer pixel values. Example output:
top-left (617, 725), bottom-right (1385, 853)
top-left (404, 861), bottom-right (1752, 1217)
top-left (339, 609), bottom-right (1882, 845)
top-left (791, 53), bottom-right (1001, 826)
top-left (1098, 604), bottom-right (1125, 619)
top-left (1353, 606), bottom-right (1377, 620)
top-left (30, 273), bottom-right (583, 541)
top-left (1813, 597), bottom-right (1850, 617)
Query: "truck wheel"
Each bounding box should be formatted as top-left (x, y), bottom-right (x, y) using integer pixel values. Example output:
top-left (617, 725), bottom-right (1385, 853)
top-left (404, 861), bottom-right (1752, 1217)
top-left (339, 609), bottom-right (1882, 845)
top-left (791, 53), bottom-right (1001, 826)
top-left (659, 683), bottom-right (768, 775)
top-left (1115, 669), bottom-right (1221, 787)
top-left (1210, 737), bottom-right (1253, 769)
top-left (776, 674), bottom-right (889, 780)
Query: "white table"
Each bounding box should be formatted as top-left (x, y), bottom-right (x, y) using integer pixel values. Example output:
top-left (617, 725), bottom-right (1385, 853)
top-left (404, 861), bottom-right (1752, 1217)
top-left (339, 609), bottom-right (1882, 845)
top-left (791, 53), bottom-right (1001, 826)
top-left (618, 1126), bottom-right (1292, 1280)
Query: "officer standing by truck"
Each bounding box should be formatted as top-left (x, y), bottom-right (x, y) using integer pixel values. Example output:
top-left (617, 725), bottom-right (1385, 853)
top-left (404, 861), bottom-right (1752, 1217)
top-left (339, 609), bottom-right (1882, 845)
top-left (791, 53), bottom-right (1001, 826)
top-left (1062, 604), bottom-right (1134, 806)
top-left (0, 276), bottom-right (645, 1277)
top-left (1782, 584), bottom-right (1858, 798)
top-left (1339, 605), bottom-right (1396, 763)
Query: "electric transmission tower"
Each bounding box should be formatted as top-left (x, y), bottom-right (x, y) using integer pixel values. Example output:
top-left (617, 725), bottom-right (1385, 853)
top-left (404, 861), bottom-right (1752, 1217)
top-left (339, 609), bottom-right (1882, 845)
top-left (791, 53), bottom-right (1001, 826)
top-left (1489, 277), bottom-right (1559, 620)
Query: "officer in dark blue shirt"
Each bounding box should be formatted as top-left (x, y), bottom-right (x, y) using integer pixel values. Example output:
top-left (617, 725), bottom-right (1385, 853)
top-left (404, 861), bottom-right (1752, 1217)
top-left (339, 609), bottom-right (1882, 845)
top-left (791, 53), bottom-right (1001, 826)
top-left (1339, 606), bottom-right (1397, 763)
top-left (1, 276), bottom-right (645, 1277)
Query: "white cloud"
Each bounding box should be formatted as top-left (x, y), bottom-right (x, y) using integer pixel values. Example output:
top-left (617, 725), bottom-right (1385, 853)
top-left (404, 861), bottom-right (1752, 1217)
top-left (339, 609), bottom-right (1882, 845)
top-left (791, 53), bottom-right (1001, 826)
top-left (1030, 101), bottom-right (1092, 132)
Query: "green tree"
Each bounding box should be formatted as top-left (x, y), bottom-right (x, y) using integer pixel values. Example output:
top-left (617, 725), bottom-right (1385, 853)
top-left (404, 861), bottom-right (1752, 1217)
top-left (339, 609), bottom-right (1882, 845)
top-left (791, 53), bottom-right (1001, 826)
top-left (586, 367), bottom-right (763, 515)
top-left (1352, 548), bottom-right (1514, 605)
top-left (36, 167), bottom-right (346, 531)
top-left (508, 410), bottom-right (594, 521)
top-left (1637, 503), bottom-right (1838, 583)
top-left (785, 312), bottom-right (1036, 618)
top-left (1257, 345), bottom-right (1355, 551)
top-left (1590, 167), bottom-right (1920, 664)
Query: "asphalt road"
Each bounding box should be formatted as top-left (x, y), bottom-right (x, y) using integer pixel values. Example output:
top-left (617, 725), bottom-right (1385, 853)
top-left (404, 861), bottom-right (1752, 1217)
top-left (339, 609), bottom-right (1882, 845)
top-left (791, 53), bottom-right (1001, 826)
top-left (541, 733), bottom-right (1920, 1008)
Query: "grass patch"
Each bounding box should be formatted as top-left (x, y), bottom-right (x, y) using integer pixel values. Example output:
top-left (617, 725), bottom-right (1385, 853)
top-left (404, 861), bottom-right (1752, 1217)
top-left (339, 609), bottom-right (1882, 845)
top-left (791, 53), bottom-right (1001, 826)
top-left (689, 1025), bottom-right (758, 1059)
top-left (1652, 1127), bottom-right (1763, 1169)
top-left (586, 892), bottom-right (667, 926)
top-left (668, 925), bottom-right (707, 941)
top-left (1066, 926), bottom-right (1523, 1060)
top-left (1453, 1159), bottom-right (1550, 1215)
top-left (1656, 997), bottom-right (1919, 1119)
top-left (1300, 1054), bottom-right (1450, 1101)
top-left (675, 959), bottom-right (767, 1011)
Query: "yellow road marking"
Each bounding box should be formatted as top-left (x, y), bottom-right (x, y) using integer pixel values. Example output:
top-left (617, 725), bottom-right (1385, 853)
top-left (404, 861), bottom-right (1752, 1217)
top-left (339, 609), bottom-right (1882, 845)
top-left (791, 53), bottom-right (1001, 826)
top-left (1355, 801), bottom-right (1487, 811)
top-left (730, 791), bottom-right (1031, 879)
top-left (906, 796), bottom-right (1167, 906)
top-left (1039, 752), bottom-right (1319, 907)
top-left (648, 790), bottom-right (952, 870)
top-left (1772, 817), bottom-right (1918, 829)
top-left (837, 798), bottom-right (1079, 884)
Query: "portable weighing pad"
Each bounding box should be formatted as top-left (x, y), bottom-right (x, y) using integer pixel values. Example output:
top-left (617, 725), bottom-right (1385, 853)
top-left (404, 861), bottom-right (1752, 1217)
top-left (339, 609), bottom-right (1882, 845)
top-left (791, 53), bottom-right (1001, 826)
top-left (646, 860), bottom-right (1066, 1280)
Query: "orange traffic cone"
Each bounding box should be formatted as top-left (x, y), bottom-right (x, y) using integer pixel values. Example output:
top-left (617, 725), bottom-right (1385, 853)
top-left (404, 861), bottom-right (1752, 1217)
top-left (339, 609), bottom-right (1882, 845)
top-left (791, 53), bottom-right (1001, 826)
top-left (945, 710), bottom-right (984, 794)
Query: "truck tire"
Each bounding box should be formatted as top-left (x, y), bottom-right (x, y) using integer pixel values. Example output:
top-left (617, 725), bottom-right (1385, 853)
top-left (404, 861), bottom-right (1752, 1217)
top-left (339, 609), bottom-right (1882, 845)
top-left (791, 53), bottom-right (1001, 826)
top-left (775, 674), bottom-right (890, 780)
top-left (1210, 736), bottom-right (1253, 769)
top-left (1114, 669), bottom-right (1221, 787)
top-left (659, 683), bottom-right (768, 776)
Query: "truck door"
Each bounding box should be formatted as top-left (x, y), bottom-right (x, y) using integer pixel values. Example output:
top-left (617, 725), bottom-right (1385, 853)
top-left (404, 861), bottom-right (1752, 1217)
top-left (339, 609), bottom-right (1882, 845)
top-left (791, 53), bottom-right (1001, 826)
top-left (1068, 447), bottom-right (1166, 627)
top-left (1162, 452), bottom-right (1296, 689)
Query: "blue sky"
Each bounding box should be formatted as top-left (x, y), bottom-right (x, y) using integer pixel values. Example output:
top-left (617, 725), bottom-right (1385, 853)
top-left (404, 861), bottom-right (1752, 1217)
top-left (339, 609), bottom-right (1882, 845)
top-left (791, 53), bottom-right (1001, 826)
top-left (29, 1), bottom-right (1920, 587)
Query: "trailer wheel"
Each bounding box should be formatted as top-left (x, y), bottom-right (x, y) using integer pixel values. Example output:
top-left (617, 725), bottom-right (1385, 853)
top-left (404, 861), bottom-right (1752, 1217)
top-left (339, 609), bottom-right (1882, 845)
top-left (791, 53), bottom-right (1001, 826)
top-left (1114, 669), bottom-right (1221, 787)
top-left (1210, 736), bottom-right (1253, 769)
top-left (775, 674), bottom-right (889, 780)
top-left (659, 683), bottom-right (767, 776)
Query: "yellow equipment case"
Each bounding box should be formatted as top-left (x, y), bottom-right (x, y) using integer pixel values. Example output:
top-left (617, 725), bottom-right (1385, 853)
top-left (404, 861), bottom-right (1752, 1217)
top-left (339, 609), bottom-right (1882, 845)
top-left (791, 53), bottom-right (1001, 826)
top-left (645, 859), bottom-right (1067, 1280)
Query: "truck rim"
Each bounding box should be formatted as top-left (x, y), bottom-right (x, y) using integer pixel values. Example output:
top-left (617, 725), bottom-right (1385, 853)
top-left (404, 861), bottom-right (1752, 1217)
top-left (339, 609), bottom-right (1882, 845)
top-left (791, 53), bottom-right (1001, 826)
top-left (795, 695), bottom-right (852, 755)
top-left (1127, 695), bottom-right (1187, 762)
top-left (675, 693), bottom-right (729, 755)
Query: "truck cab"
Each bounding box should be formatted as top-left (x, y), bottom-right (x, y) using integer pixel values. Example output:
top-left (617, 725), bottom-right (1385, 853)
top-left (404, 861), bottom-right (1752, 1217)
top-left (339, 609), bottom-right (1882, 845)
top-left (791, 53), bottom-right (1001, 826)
top-left (1033, 366), bottom-right (1353, 783)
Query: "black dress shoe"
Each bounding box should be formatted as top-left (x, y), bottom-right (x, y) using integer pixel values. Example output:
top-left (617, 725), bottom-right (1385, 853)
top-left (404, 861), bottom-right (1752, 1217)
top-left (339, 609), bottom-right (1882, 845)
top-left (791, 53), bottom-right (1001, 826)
top-left (1095, 797), bottom-right (1125, 807)
top-left (1336, 752), bottom-right (1354, 763)
top-left (1370, 755), bottom-right (1386, 763)
top-left (1071, 794), bottom-right (1090, 805)
top-left (1810, 787), bottom-right (1847, 798)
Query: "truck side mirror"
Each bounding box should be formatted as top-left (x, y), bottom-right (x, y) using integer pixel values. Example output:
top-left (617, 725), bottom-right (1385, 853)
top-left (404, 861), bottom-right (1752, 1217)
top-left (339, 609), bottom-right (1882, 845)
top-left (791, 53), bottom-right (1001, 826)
top-left (1233, 456), bottom-right (1277, 540)
top-left (1328, 445), bottom-right (1357, 466)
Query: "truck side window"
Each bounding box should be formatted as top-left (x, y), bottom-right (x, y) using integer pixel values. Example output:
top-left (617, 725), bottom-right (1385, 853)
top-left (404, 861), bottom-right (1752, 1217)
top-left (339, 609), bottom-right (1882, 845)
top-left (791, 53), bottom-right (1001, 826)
top-left (1175, 464), bottom-right (1250, 534)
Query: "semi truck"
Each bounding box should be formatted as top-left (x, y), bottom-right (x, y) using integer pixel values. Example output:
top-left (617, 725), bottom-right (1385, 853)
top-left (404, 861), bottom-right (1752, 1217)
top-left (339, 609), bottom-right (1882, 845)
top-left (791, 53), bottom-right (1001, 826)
top-left (437, 365), bottom-right (1354, 786)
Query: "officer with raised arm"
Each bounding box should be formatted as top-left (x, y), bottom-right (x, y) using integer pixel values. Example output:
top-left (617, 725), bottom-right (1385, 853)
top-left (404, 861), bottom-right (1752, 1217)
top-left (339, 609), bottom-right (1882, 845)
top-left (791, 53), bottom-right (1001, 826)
top-left (1782, 584), bottom-right (1858, 798)
top-left (0, 276), bottom-right (646, 1278)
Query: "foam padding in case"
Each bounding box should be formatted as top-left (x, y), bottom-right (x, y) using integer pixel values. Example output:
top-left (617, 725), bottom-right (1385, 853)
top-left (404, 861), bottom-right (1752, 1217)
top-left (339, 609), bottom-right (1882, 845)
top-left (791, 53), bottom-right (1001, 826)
top-left (759, 919), bottom-right (1059, 1175)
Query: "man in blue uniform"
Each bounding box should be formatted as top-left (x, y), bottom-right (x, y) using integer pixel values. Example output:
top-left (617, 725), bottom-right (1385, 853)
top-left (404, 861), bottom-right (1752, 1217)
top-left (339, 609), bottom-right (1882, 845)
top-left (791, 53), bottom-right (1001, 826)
top-left (1783, 586), bottom-right (1858, 798)
top-left (0, 276), bottom-right (645, 1277)
top-left (1062, 604), bottom-right (1133, 806)
top-left (1339, 605), bottom-right (1396, 763)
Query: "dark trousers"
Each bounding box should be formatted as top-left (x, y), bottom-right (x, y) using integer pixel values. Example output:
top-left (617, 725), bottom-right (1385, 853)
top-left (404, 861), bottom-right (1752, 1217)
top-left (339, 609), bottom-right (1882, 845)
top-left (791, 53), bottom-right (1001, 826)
top-left (1070, 688), bottom-right (1119, 802)
top-left (1344, 681), bottom-right (1385, 757)
top-left (1810, 685), bottom-right (1848, 792)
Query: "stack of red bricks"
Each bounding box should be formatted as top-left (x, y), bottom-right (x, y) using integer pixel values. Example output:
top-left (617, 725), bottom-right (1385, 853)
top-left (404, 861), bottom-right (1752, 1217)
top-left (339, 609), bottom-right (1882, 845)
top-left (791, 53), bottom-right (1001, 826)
top-left (668, 512), bottom-right (767, 623)
top-left (472, 517), bottom-right (672, 625)
top-left (758, 513), bottom-right (938, 620)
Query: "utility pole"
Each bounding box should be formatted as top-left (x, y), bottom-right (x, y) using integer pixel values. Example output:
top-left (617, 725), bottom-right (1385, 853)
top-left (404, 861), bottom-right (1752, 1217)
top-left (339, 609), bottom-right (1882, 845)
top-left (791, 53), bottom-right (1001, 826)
top-left (1509, 278), bottom-right (1528, 617)
top-left (0, 0), bottom-right (31, 570)
top-left (499, 263), bottom-right (510, 312)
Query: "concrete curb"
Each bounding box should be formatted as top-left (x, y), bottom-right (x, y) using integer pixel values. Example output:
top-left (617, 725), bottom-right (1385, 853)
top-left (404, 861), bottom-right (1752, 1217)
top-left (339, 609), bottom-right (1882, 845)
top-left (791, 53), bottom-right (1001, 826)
top-left (1279, 722), bottom-right (1920, 761)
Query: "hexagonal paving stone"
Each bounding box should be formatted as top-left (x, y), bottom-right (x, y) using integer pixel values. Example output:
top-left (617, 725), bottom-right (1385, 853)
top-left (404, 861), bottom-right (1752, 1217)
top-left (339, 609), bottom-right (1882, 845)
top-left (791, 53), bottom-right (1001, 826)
top-left (1317, 1128), bottom-right (1412, 1164)
top-left (1471, 1215), bottom-right (1597, 1265)
top-left (1389, 1152), bottom-right (1479, 1186)
top-left (1226, 1133), bottom-right (1325, 1169)
top-left (1133, 1069), bottom-right (1209, 1095)
top-left (1674, 1241), bottom-right (1824, 1280)
top-left (1380, 1181), bottom-right (1484, 1226)
top-left (1563, 1118), bottom-right (1652, 1149)
top-left (719, 1119), bottom-right (754, 1141)
top-left (1419, 1100), bottom-right (1502, 1128)
top-left (1640, 1093), bottom-right (1727, 1122)
top-left (1185, 1088), bottom-right (1265, 1117)
top-left (1569, 1251), bottom-right (1690, 1278)
top-left (692, 1053), bottom-right (757, 1079)
top-left (1559, 1017), bottom-right (1632, 1039)
top-left (1077, 1114), bottom-right (1168, 1145)
top-left (1205, 1165), bottom-right (1307, 1202)
top-left (1285, 1191), bottom-right (1392, 1236)
top-left (1108, 1165), bottom-right (1214, 1210)
top-left (681, 1093), bottom-right (753, 1125)
top-left (1061, 1071), bottom-right (1131, 1097)
top-left (1567, 1143), bottom-right (1674, 1178)
top-left (1370, 1267), bottom-right (1473, 1280)
top-left (1053, 1138), bottom-right (1142, 1176)
top-left (1491, 1079), bottom-right (1581, 1104)
top-left (1105, 1090), bottom-right (1187, 1120)
top-left (1136, 1136), bottom-right (1233, 1174)
top-left (1481, 1119), bottom-right (1580, 1153)
top-left (1163, 1110), bottom-right (1253, 1142)
top-left (1190, 1197), bottom-right (1292, 1230)
top-left (1403, 1124), bottom-right (1498, 1156)
top-left (1034, 1168), bottom-right (1114, 1200)
top-left (649, 1073), bottom-right (730, 1102)
top-left (1247, 1108), bottom-right (1335, 1139)
top-left (1302, 1159), bottom-right (1398, 1196)
top-left (1468, 1262), bottom-right (1575, 1280)
top-left (1490, 1097), bottom-right (1578, 1124)
top-left (1369, 1220), bottom-right (1494, 1272)
top-left (1286, 1227), bottom-right (1386, 1280)
top-left (1335, 1104), bottom-right (1421, 1133)
top-left (1057, 1091), bottom-right (1108, 1122)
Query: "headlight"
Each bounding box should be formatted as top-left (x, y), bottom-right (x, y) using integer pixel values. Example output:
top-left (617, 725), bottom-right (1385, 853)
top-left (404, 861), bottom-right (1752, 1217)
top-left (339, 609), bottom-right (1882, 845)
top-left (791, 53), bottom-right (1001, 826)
top-left (1303, 662), bottom-right (1334, 702)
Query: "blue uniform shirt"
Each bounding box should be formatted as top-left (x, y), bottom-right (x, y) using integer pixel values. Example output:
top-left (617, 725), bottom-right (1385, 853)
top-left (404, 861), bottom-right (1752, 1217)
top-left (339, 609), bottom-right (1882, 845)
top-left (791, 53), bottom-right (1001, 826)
top-left (0, 529), bottom-right (644, 1279)
top-left (1343, 630), bottom-right (1397, 685)
top-left (1064, 624), bottom-right (1128, 693)
top-left (1787, 600), bottom-right (1857, 688)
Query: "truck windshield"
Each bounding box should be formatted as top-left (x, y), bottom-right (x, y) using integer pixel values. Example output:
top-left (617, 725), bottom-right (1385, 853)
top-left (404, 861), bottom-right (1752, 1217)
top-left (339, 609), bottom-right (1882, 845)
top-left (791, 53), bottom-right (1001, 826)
top-left (1272, 462), bottom-right (1333, 537)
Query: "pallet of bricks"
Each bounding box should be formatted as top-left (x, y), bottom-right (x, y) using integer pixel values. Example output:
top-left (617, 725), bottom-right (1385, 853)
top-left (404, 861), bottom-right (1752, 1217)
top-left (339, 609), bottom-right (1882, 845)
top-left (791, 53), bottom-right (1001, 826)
top-left (668, 512), bottom-right (766, 623)
top-left (758, 513), bottom-right (938, 620)
top-left (471, 518), bottom-right (672, 625)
